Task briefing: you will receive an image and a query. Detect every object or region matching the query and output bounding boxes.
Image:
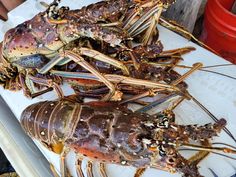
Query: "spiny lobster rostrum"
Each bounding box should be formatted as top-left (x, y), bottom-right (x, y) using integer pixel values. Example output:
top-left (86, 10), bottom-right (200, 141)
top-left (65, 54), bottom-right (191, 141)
top-left (20, 96), bottom-right (236, 177)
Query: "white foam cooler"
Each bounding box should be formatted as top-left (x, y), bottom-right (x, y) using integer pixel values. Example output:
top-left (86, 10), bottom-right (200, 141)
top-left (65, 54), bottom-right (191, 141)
top-left (1, 1), bottom-right (236, 177)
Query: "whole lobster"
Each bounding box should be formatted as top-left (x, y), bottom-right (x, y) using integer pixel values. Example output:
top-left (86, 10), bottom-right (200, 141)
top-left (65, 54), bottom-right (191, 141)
top-left (20, 95), bottom-right (236, 177)
top-left (0, 0), bottom-right (182, 101)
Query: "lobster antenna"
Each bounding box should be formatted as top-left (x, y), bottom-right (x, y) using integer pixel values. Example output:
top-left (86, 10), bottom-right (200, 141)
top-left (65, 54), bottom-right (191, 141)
top-left (199, 69), bottom-right (236, 80)
top-left (135, 93), bottom-right (178, 113)
top-left (179, 149), bottom-right (236, 161)
top-left (159, 17), bottom-right (218, 54)
top-left (149, 63), bottom-right (236, 81)
top-left (203, 64), bottom-right (235, 68)
top-left (213, 143), bottom-right (236, 150)
top-left (190, 95), bottom-right (236, 144)
top-left (182, 143), bottom-right (236, 154)
top-left (177, 63), bottom-right (236, 80)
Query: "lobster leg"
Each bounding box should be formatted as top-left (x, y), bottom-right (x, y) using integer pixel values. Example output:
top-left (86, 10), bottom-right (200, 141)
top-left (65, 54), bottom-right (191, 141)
top-left (142, 6), bottom-right (163, 45)
top-left (27, 75), bottom-right (64, 98)
top-left (87, 161), bottom-right (94, 177)
top-left (64, 50), bottom-right (122, 101)
top-left (38, 55), bottom-right (66, 74)
top-left (60, 148), bottom-right (71, 177)
top-left (76, 48), bottom-right (130, 76)
top-left (19, 73), bottom-right (54, 98)
top-left (127, 4), bottom-right (160, 35)
top-left (160, 46), bottom-right (196, 57)
top-left (99, 163), bottom-right (108, 177)
top-left (19, 73), bottom-right (31, 97)
top-left (51, 71), bottom-right (180, 93)
top-left (134, 168), bottom-right (146, 177)
top-left (187, 140), bottom-right (211, 166)
top-left (50, 163), bottom-right (60, 177)
top-left (120, 62), bottom-right (202, 104)
top-left (76, 157), bottom-right (85, 177)
top-left (39, 48), bottom-right (130, 76)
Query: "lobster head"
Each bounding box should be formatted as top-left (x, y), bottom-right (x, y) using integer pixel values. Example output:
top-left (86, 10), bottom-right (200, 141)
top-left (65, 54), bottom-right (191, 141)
top-left (2, 12), bottom-right (64, 63)
top-left (144, 112), bottom-right (226, 177)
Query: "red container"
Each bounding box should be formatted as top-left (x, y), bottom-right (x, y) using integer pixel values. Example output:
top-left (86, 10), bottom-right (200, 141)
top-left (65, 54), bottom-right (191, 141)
top-left (200, 0), bottom-right (236, 63)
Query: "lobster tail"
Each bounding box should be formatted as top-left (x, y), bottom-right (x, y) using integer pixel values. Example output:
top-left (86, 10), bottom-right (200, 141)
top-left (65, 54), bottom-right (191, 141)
top-left (20, 100), bottom-right (80, 144)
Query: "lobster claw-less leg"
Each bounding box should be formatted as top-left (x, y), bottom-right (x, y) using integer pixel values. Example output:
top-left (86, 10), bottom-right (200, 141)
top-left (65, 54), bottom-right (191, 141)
top-left (121, 62), bottom-right (203, 104)
top-left (27, 75), bottom-right (64, 98)
top-left (63, 50), bottom-right (122, 101)
top-left (126, 4), bottom-right (160, 35)
top-left (60, 148), bottom-right (72, 177)
top-left (87, 161), bottom-right (94, 177)
top-left (50, 163), bottom-right (60, 177)
top-left (75, 157), bottom-right (107, 177)
top-left (50, 70), bottom-right (181, 96)
top-left (141, 6), bottom-right (163, 45)
top-left (134, 168), bottom-right (146, 177)
top-left (39, 48), bottom-right (130, 76)
top-left (19, 73), bottom-right (54, 98)
top-left (76, 157), bottom-right (85, 177)
top-left (99, 163), bottom-right (108, 177)
top-left (125, 3), bottom-right (164, 45)
top-left (38, 48), bottom-right (131, 101)
top-left (46, 143), bottom-right (72, 177)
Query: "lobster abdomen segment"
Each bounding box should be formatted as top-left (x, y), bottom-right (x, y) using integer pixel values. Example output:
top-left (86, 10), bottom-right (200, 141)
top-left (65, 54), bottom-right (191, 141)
top-left (20, 100), bottom-right (79, 143)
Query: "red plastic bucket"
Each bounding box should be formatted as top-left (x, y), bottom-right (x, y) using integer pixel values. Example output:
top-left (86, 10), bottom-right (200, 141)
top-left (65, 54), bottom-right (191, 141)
top-left (200, 0), bottom-right (236, 63)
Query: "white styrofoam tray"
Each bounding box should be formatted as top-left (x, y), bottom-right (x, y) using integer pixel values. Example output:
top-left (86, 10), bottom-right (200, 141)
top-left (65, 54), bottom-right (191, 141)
top-left (1, 0), bottom-right (236, 177)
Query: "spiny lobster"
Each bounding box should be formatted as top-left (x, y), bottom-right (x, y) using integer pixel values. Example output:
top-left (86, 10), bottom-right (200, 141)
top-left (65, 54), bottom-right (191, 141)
top-left (0, 0), bottom-right (182, 101)
top-left (20, 95), bottom-right (236, 177)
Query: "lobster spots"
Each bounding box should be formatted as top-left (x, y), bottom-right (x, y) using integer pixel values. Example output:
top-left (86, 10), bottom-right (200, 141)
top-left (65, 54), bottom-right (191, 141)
top-left (30, 13), bottom-right (64, 51)
top-left (3, 24), bottom-right (38, 60)
top-left (33, 101), bottom-right (54, 142)
top-left (20, 101), bottom-right (48, 139)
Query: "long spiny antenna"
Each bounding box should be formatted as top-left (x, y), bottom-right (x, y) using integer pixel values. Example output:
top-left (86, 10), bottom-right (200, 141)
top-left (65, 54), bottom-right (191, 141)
top-left (182, 143), bottom-right (236, 154)
top-left (213, 143), bottom-right (236, 150)
top-left (179, 149), bottom-right (236, 161)
top-left (203, 64), bottom-right (235, 68)
top-left (135, 93), bottom-right (178, 113)
top-left (149, 63), bottom-right (236, 80)
top-left (190, 96), bottom-right (236, 144)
